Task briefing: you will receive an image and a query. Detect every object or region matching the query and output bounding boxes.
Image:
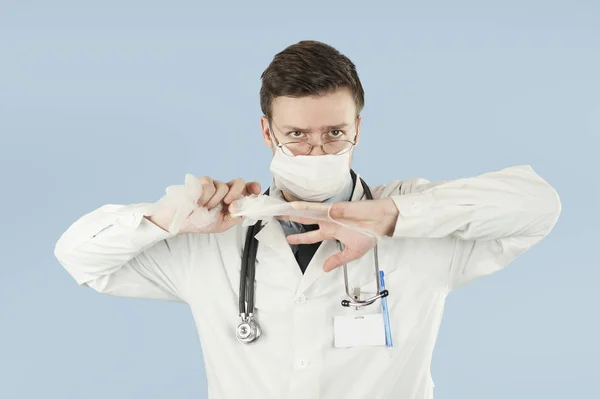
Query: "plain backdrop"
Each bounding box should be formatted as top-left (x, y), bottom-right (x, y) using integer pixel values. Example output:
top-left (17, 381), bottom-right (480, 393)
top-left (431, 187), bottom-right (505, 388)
top-left (1, 1), bottom-right (598, 398)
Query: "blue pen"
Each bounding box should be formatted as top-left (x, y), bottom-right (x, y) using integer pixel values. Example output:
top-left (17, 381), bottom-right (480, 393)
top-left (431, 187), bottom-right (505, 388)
top-left (379, 270), bottom-right (393, 348)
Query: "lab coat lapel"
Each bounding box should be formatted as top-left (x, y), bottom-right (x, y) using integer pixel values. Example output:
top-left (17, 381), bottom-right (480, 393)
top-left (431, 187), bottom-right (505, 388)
top-left (295, 175), bottom-right (367, 296)
top-left (294, 239), bottom-right (337, 296)
top-left (254, 219), bottom-right (302, 291)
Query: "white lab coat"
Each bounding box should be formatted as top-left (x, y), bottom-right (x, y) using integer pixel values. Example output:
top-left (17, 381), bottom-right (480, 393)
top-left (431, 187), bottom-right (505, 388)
top-left (54, 165), bottom-right (561, 399)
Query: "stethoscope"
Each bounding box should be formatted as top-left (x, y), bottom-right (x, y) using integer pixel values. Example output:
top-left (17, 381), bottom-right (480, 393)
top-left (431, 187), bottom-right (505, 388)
top-left (235, 170), bottom-right (389, 344)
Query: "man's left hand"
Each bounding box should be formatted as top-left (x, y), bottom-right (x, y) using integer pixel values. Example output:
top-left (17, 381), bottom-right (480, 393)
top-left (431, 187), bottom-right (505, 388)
top-left (278, 198), bottom-right (400, 272)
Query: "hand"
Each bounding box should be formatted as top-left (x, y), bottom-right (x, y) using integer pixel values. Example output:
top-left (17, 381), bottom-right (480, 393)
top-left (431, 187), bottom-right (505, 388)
top-left (148, 176), bottom-right (261, 234)
top-left (278, 198), bottom-right (400, 271)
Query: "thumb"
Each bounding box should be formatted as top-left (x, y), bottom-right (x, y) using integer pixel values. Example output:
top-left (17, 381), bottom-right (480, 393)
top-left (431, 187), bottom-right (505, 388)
top-left (223, 212), bottom-right (242, 225)
top-left (323, 248), bottom-right (355, 272)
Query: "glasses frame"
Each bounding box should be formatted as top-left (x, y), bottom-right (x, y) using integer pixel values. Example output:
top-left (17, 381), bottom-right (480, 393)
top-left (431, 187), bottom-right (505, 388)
top-left (267, 118), bottom-right (359, 157)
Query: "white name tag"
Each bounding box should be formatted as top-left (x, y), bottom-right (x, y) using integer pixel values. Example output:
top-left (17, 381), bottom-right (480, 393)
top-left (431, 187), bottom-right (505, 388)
top-left (333, 313), bottom-right (386, 348)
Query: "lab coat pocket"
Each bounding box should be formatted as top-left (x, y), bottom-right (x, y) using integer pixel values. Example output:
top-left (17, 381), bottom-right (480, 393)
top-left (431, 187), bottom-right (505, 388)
top-left (357, 263), bottom-right (436, 359)
top-left (328, 267), bottom-right (405, 360)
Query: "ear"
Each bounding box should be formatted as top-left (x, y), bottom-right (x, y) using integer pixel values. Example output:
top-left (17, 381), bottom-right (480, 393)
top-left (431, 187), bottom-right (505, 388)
top-left (354, 115), bottom-right (362, 145)
top-left (260, 116), bottom-right (273, 149)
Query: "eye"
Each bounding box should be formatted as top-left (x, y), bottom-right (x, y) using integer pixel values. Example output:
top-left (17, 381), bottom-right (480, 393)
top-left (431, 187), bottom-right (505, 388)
top-left (287, 131), bottom-right (306, 140)
top-left (328, 130), bottom-right (345, 139)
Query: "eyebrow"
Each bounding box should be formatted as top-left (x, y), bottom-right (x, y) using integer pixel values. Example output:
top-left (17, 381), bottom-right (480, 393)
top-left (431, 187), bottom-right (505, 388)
top-left (280, 123), bottom-right (349, 132)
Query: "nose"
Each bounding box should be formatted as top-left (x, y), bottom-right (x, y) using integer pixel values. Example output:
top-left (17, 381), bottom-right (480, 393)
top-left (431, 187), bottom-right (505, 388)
top-left (303, 135), bottom-right (327, 156)
top-left (306, 144), bottom-right (326, 156)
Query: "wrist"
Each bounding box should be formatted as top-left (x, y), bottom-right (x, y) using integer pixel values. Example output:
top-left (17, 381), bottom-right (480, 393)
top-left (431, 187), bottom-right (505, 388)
top-left (145, 208), bottom-right (176, 233)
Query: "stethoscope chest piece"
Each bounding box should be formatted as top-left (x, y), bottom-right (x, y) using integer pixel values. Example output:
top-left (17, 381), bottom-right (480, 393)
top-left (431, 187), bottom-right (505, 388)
top-left (236, 315), bottom-right (261, 344)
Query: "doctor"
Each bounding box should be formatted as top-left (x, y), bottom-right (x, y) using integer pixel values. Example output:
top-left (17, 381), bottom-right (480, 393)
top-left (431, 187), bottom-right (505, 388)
top-left (54, 40), bottom-right (561, 399)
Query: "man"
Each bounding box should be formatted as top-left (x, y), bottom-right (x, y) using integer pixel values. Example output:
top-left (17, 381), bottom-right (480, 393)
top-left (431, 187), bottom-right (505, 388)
top-left (54, 40), bottom-right (561, 399)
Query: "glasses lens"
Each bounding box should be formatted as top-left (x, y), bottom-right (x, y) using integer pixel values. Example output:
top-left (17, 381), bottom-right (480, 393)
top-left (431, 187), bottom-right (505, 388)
top-left (282, 142), bottom-right (312, 156)
top-left (323, 140), bottom-right (354, 155)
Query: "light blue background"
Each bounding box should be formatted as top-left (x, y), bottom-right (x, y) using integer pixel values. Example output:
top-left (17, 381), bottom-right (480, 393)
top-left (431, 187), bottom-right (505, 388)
top-left (1, 1), bottom-right (598, 398)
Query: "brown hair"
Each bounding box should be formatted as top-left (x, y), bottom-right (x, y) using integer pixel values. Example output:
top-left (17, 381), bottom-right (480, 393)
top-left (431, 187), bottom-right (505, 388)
top-left (260, 40), bottom-right (365, 119)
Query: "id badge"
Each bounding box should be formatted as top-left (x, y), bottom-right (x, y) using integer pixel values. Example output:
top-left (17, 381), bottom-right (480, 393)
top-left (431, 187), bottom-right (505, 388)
top-left (333, 313), bottom-right (386, 348)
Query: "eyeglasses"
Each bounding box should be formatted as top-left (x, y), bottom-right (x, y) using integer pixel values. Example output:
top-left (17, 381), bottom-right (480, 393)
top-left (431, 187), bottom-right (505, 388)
top-left (268, 120), bottom-right (358, 157)
top-left (276, 139), bottom-right (356, 156)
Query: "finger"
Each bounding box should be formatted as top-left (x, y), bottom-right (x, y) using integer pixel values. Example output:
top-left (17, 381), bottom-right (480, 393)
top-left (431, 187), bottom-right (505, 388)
top-left (328, 201), bottom-right (376, 223)
top-left (224, 178), bottom-right (246, 204)
top-left (197, 177), bottom-right (217, 207)
top-left (287, 228), bottom-right (328, 245)
top-left (323, 248), bottom-right (360, 272)
top-left (222, 211), bottom-right (242, 225)
top-left (245, 181), bottom-right (262, 195)
top-left (205, 180), bottom-right (229, 209)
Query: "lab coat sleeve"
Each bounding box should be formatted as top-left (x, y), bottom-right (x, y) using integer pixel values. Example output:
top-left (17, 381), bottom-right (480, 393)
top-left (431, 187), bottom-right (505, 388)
top-left (54, 203), bottom-right (193, 303)
top-left (386, 164), bottom-right (561, 289)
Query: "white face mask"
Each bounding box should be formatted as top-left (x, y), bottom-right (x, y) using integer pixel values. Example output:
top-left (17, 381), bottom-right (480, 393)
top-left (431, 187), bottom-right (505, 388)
top-left (269, 146), bottom-right (352, 202)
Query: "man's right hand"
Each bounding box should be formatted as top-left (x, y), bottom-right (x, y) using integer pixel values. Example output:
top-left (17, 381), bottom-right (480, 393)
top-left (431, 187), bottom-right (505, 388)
top-left (147, 176), bottom-right (262, 234)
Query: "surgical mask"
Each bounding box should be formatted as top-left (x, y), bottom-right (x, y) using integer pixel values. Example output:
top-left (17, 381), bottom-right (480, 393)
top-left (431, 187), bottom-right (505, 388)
top-left (269, 146), bottom-right (352, 202)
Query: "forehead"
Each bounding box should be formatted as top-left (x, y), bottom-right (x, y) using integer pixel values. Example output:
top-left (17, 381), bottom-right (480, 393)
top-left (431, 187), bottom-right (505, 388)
top-left (271, 87), bottom-right (356, 130)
